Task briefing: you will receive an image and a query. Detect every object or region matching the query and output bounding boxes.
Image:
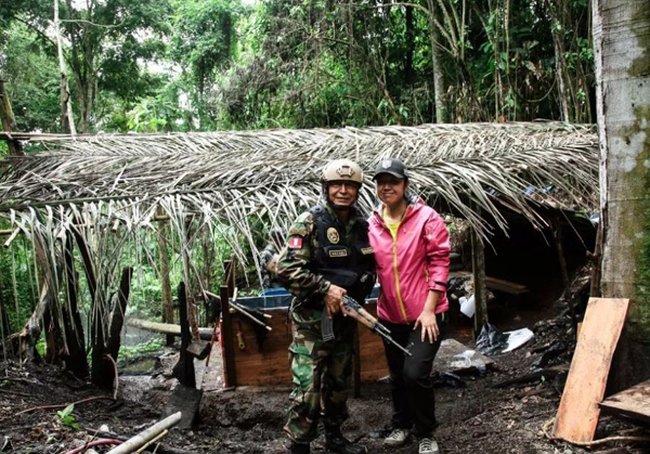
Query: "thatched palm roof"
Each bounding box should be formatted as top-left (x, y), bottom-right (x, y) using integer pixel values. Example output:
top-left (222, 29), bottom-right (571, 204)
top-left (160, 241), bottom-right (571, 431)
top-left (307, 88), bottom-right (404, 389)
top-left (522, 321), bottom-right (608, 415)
top-left (0, 122), bottom-right (598, 275)
top-left (2, 121), bottom-right (597, 213)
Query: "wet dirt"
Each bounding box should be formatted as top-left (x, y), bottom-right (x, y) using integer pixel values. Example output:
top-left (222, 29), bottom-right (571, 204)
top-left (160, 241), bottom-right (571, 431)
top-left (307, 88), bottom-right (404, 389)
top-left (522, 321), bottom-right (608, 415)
top-left (1, 301), bottom-right (648, 454)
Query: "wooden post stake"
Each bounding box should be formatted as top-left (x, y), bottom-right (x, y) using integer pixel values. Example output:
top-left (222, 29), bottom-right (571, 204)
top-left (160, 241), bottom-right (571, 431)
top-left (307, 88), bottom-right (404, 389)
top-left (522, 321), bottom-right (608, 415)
top-left (220, 283), bottom-right (237, 387)
top-left (470, 207), bottom-right (488, 338)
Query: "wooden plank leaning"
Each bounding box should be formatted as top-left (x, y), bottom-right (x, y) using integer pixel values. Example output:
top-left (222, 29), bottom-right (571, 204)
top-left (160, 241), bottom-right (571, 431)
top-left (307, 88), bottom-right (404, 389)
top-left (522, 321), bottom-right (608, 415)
top-left (553, 297), bottom-right (630, 443)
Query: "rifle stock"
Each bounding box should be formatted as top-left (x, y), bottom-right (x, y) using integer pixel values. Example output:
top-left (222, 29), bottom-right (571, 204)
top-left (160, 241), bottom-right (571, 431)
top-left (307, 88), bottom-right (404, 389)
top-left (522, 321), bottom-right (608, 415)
top-left (319, 296), bottom-right (412, 357)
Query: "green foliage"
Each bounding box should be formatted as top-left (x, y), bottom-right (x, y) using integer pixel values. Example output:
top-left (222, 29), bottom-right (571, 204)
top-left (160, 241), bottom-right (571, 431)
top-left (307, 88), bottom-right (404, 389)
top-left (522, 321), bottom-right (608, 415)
top-left (56, 404), bottom-right (80, 430)
top-left (2, 0), bottom-right (594, 132)
top-left (0, 23), bottom-right (61, 132)
top-left (119, 338), bottom-right (164, 363)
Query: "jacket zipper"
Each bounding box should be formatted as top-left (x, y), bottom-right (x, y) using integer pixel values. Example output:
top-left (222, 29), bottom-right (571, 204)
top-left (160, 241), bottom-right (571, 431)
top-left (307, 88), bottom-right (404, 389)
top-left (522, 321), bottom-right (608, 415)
top-left (391, 229), bottom-right (410, 324)
top-left (382, 207), bottom-right (410, 324)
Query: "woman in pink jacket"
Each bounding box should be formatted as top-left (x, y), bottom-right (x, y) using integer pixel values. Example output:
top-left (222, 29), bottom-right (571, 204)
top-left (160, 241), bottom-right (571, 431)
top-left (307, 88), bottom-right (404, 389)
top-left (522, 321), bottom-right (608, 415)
top-left (368, 158), bottom-right (450, 454)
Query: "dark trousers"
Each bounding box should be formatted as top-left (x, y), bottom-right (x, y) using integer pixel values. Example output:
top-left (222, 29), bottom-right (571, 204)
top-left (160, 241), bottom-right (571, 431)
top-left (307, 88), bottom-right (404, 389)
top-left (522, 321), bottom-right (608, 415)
top-left (380, 315), bottom-right (445, 436)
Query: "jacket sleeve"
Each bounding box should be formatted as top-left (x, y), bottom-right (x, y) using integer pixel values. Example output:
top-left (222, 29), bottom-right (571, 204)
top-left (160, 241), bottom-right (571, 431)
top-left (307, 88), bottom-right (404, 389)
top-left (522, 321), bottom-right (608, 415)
top-left (423, 210), bottom-right (451, 293)
top-left (274, 212), bottom-right (331, 303)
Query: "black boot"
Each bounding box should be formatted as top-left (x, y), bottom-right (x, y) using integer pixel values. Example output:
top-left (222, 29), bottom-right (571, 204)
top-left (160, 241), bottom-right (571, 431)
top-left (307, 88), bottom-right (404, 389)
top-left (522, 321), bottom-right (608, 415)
top-left (325, 427), bottom-right (367, 454)
top-left (289, 441), bottom-right (310, 454)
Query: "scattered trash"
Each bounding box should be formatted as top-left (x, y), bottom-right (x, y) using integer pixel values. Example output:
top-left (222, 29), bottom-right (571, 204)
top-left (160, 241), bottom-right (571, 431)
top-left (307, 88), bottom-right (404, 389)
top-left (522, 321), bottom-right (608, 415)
top-left (450, 349), bottom-right (488, 374)
top-left (432, 371), bottom-right (466, 388)
top-left (459, 294), bottom-right (475, 318)
top-left (502, 328), bottom-right (535, 353)
top-left (476, 323), bottom-right (508, 355)
top-left (532, 341), bottom-right (566, 369)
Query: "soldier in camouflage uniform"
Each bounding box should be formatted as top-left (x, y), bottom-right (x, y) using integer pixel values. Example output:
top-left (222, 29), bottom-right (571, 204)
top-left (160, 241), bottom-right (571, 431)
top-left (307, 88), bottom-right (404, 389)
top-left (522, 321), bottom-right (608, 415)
top-left (275, 159), bottom-right (376, 454)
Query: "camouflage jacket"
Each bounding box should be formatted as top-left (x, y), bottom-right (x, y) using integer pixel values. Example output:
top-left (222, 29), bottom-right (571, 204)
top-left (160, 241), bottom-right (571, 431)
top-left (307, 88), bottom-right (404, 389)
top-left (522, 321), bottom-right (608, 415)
top-left (275, 203), bottom-right (366, 304)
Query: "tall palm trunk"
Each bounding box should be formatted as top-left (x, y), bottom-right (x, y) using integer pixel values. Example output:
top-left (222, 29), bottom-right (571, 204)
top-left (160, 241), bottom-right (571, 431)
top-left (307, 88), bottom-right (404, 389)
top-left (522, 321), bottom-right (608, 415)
top-left (594, 0), bottom-right (650, 390)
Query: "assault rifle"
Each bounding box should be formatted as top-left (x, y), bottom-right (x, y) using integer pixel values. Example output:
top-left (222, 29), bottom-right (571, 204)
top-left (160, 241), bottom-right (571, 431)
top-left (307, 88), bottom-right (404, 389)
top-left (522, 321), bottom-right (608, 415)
top-left (321, 295), bottom-right (413, 357)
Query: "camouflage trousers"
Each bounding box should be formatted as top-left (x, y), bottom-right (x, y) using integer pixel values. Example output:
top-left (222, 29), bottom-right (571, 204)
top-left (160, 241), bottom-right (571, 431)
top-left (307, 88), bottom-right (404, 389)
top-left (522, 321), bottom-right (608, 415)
top-left (284, 304), bottom-right (357, 443)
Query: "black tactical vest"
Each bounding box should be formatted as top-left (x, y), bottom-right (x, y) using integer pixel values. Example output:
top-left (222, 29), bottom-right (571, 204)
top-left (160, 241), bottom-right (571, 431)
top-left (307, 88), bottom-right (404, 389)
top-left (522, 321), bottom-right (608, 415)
top-left (308, 205), bottom-right (375, 302)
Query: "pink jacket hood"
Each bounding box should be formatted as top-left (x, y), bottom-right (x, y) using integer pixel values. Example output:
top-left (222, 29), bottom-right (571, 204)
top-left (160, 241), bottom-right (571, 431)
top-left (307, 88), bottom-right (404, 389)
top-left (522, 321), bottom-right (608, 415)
top-left (368, 199), bottom-right (450, 324)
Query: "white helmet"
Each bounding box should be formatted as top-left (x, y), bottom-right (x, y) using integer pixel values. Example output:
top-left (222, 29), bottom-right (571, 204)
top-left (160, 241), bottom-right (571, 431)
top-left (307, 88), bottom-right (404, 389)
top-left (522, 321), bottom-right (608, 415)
top-left (322, 159), bottom-right (364, 186)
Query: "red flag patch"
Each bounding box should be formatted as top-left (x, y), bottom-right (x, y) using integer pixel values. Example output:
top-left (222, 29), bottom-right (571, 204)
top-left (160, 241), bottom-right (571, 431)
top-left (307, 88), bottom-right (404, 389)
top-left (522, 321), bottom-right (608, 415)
top-left (288, 236), bottom-right (303, 249)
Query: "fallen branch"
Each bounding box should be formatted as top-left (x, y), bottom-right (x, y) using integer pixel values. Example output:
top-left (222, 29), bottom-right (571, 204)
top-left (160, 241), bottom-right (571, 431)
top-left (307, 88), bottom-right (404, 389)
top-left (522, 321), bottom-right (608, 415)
top-left (541, 417), bottom-right (650, 447)
top-left (106, 412), bottom-right (181, 454)
top-left (126, 319), bottom-right (213, 340)
top-left (104, 354), bottom-right (119, 400)
top-left (16, 395), bottom-right (115, 416)
top-left (134, 429), bottom-right (168, 454)
top-left (65, 439), bottom-right (123, 454)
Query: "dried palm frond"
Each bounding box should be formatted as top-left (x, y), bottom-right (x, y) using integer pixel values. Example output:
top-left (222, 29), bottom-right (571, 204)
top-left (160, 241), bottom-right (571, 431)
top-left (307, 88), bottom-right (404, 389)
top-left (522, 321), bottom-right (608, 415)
top-left (0, 122), bottom-right (598, 270)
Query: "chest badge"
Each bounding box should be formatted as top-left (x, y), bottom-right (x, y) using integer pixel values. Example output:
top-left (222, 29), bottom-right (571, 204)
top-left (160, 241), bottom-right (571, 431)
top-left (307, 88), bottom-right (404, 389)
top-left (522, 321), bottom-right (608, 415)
top-left (327, 227), bottom-right (340, 244)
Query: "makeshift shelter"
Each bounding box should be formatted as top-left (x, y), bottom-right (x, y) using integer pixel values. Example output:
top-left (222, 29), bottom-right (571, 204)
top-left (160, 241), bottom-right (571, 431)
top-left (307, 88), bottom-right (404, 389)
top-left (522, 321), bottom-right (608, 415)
top-left (0, 122), bottom-right (599, 386)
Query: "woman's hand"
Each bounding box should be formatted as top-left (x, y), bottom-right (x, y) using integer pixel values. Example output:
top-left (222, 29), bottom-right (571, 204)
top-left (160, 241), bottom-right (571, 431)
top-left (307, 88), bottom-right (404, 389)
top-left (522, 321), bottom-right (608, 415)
top-left (414, 309), bottom-right (439, 343)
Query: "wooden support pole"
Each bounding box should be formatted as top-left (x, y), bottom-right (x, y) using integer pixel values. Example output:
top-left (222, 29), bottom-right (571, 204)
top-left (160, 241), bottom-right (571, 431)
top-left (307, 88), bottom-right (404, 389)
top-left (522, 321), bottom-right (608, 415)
top-left (156, 218), bottom-right (174, 346)
top-left (552, 214), bottom-right (578, 333)
top-left (173, 282), bottom-right (195, 388)
top-left (0, 81), bottom-right (24, 156)
top-left (470, 216), bottom-right (488, 338)
top-left (220, 281), bottom-right (236, 388)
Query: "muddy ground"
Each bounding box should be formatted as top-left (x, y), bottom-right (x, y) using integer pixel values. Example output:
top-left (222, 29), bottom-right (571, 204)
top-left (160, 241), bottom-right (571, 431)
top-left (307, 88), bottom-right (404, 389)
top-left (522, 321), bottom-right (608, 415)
top-left (1, 307), bottom-right (648, 454)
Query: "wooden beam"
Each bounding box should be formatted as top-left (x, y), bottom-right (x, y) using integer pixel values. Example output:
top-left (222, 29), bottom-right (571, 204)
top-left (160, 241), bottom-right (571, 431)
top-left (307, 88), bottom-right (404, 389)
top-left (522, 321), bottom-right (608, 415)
top-left (126, 318), bottom-right (213, 340)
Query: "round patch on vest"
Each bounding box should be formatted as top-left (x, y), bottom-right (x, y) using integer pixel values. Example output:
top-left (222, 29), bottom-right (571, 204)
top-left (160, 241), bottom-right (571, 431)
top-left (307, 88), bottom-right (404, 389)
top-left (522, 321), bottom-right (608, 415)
top-left (326, 227), bottom-right (340, 244)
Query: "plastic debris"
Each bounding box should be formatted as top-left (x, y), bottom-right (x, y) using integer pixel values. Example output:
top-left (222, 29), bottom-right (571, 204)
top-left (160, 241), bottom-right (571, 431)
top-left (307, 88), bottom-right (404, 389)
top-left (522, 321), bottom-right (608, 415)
top-left (450, 349), bottom-right (487, 374)
top-left (476, 323), bottom-right (508, 355)
top-left (502, 328), bottom-right (535, 353)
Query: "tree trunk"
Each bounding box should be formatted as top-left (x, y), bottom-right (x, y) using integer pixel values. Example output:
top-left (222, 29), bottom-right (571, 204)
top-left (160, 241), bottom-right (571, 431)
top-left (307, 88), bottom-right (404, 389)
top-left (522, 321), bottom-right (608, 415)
top-left (427, 0), bottom-right (447, 123)
top-left (404, 5), bottom-right (414, 86)
top-left (53, 0), bottom-right (76, 134)
top-left (548, 0), bottom-right (571, 121)
top-left (92, 267), bottom-right (133, 389)
top-left (594, 0), bottom-right (650, 390)
top-left (62, 233), bottom-right (88, 378)
top-left (0, 81), bottom-right (24, 155)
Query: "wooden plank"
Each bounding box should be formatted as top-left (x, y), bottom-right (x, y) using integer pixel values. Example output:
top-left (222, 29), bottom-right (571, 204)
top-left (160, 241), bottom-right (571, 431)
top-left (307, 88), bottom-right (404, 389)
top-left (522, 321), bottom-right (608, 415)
top-left (599, 379), bottom-right (650, 424)
top-left (450, 271), bottom-right (528, 295)
top-left (553, 298), bottom-right (630, 443)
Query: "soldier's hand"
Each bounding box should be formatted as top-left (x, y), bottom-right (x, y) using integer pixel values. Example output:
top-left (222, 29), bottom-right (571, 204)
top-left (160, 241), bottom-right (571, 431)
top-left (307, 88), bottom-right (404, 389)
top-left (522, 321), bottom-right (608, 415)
top-left (324, 284), bottom-right (347, 318)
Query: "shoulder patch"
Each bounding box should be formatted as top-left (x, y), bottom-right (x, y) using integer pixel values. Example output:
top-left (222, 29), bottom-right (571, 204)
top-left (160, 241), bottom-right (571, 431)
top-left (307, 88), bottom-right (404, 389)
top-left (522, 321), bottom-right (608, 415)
top-left (288, 212), bottom-right (313, 237)
top-left (289, 223), bottom-right (309, 237)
